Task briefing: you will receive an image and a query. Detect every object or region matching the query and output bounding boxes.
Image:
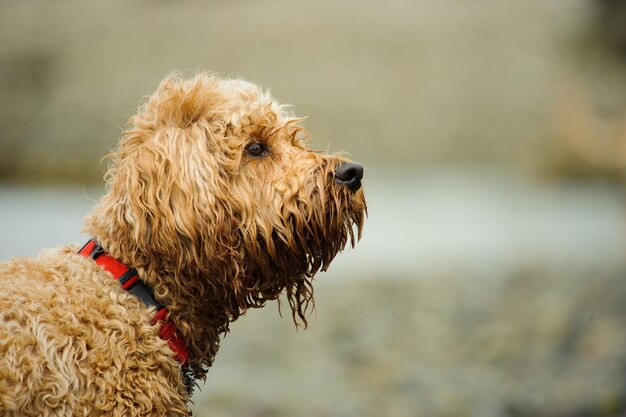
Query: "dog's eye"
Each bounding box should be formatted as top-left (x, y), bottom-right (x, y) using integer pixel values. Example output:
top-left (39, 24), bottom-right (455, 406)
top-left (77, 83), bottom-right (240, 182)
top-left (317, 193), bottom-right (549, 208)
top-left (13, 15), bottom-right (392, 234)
top-left (245, 143), bottom-right (267, 158)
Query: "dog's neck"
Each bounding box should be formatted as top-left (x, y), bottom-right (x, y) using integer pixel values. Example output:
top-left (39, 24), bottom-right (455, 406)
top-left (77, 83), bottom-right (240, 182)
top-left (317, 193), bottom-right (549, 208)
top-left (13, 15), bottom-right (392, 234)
top-left (77, 239), bottom-right (192, 361)
top-left (138, 269), bottom-right (233, 384)
top-left (84, 216), bottom-right (236, 383)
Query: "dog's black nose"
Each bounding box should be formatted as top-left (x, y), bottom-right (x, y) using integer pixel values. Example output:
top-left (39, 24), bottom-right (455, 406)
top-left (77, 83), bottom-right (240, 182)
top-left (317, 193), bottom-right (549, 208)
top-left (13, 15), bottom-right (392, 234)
top-left (334, 162), bottom-right (364, 192)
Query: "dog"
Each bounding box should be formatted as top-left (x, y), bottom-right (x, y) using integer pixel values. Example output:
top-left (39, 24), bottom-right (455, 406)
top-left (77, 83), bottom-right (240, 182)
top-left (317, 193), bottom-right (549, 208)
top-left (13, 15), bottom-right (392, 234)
top-left (0, 73), bottom-right (366, 416)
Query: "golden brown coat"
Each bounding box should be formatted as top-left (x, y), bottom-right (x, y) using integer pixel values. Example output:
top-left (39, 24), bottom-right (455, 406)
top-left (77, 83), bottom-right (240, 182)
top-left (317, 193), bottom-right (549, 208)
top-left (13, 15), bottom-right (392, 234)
top-left (0, 73), bottom-right (366, 416)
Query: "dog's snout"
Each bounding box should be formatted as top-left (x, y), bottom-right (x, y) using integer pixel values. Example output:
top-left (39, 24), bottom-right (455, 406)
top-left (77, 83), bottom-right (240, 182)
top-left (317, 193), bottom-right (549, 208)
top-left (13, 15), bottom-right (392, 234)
top-left (334, 162), bottom-right (364, 192)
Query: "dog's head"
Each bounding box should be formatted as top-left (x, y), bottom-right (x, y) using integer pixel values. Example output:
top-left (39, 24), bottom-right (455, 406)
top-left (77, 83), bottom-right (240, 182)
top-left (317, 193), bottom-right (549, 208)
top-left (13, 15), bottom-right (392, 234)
top-left (89, 73), bottom-right (366, 325)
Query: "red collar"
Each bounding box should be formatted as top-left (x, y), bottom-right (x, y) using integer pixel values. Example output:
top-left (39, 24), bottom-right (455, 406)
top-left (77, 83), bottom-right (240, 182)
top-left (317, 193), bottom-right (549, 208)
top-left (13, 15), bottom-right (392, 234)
top-left (78, 239), bottom-right (190, 365)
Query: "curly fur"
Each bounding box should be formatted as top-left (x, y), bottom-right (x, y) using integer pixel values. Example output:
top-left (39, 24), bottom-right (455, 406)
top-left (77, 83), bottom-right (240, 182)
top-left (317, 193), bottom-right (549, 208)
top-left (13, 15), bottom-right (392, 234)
top-left (0, 73), bottom-right (366, 416)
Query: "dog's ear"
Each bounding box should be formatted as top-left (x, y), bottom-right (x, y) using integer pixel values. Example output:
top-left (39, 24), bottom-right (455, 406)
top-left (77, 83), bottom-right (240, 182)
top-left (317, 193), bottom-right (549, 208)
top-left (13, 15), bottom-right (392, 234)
top-left (87, 121), bottom-right (250, 318)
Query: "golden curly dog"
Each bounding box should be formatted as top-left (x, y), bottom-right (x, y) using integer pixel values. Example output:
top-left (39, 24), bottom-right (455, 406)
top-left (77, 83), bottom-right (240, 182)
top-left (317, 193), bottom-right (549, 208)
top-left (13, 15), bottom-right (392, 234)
top-left (0, 73), bottom-right (366, 416)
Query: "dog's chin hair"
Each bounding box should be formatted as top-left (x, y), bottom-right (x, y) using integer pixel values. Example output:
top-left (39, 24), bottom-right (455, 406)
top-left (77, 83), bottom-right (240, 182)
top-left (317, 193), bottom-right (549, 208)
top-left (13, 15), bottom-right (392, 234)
top-left (243, 171), bottom-right (366, 327)
top-left (285, 197), bottom-right (365, 327)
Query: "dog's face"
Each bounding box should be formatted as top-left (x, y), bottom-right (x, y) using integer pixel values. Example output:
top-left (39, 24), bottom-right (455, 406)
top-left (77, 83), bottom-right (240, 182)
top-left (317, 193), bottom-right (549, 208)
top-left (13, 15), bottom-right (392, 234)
top-left (223, 80), bottom-right (366, 320)
top-left (96, 74), bottom-right (365, 323)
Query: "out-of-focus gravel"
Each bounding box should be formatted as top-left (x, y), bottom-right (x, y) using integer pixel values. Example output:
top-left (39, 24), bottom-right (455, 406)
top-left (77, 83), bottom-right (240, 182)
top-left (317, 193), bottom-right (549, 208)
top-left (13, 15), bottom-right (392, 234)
top-left (191, 264), bottom-right (626, 417)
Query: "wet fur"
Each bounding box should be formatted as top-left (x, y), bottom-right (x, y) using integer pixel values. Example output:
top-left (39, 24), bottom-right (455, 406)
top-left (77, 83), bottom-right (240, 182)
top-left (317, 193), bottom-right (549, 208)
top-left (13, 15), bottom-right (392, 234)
top-left (0, 73), bottom-right (366, 416)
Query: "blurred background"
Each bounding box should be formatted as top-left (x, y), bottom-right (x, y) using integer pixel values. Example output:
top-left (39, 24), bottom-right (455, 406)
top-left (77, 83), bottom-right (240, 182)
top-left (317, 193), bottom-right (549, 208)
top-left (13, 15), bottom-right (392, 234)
top-left (1, 1), bottom-right (625, 416)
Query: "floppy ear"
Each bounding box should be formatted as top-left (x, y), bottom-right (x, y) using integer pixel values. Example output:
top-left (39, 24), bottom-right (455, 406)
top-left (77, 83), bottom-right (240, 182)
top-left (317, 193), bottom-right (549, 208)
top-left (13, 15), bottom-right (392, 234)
top-left (107, 125), bottom-right (247, 290)
top-left (109, 130), bottom-right (202, 264)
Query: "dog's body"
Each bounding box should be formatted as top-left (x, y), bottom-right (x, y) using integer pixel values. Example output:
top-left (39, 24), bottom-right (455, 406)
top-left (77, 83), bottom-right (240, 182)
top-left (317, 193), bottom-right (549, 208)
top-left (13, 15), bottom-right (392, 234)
top-left (0, 74), bottom-right (365, 416)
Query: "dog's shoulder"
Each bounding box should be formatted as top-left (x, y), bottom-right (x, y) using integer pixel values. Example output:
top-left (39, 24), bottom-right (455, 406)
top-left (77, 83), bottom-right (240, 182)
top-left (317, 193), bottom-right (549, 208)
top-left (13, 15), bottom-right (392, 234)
top-left (0, 245), bottom-right (191, 416)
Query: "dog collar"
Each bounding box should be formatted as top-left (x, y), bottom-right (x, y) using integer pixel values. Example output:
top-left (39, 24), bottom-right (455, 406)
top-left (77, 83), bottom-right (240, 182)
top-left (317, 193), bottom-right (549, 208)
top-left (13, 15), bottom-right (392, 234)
top-left (77, 239), bottom-right (190, 365)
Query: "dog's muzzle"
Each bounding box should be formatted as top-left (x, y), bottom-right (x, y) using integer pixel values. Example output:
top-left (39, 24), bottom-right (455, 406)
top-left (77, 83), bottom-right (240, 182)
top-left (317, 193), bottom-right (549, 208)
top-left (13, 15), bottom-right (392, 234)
top-left (334, 162), bottom-right (364, 192)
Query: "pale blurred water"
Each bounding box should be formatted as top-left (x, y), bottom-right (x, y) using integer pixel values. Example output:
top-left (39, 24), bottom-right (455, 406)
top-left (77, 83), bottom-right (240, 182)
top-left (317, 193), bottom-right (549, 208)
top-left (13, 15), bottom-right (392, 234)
top-left (332, 168), bottom-right (626, 277)
top-left (0, 184), bottom-right (99, 259)
top-left (0, 170), bottom-right (624, 273)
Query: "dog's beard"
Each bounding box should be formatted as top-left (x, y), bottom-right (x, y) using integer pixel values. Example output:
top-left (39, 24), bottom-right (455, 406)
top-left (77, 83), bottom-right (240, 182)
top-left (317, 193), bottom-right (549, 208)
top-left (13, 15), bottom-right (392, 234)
top-left (284, 181), bottom-right (365, 325)
top-left (242, 168), bottom-right (366, 325)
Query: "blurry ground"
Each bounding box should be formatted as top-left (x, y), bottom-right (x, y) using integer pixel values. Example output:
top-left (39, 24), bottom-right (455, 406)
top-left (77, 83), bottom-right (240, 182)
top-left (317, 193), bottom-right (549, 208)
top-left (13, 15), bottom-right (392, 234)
top-left (198, 266), bottom-right (626, 417)
top-left (1, 1), bottom-right (626, 416)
